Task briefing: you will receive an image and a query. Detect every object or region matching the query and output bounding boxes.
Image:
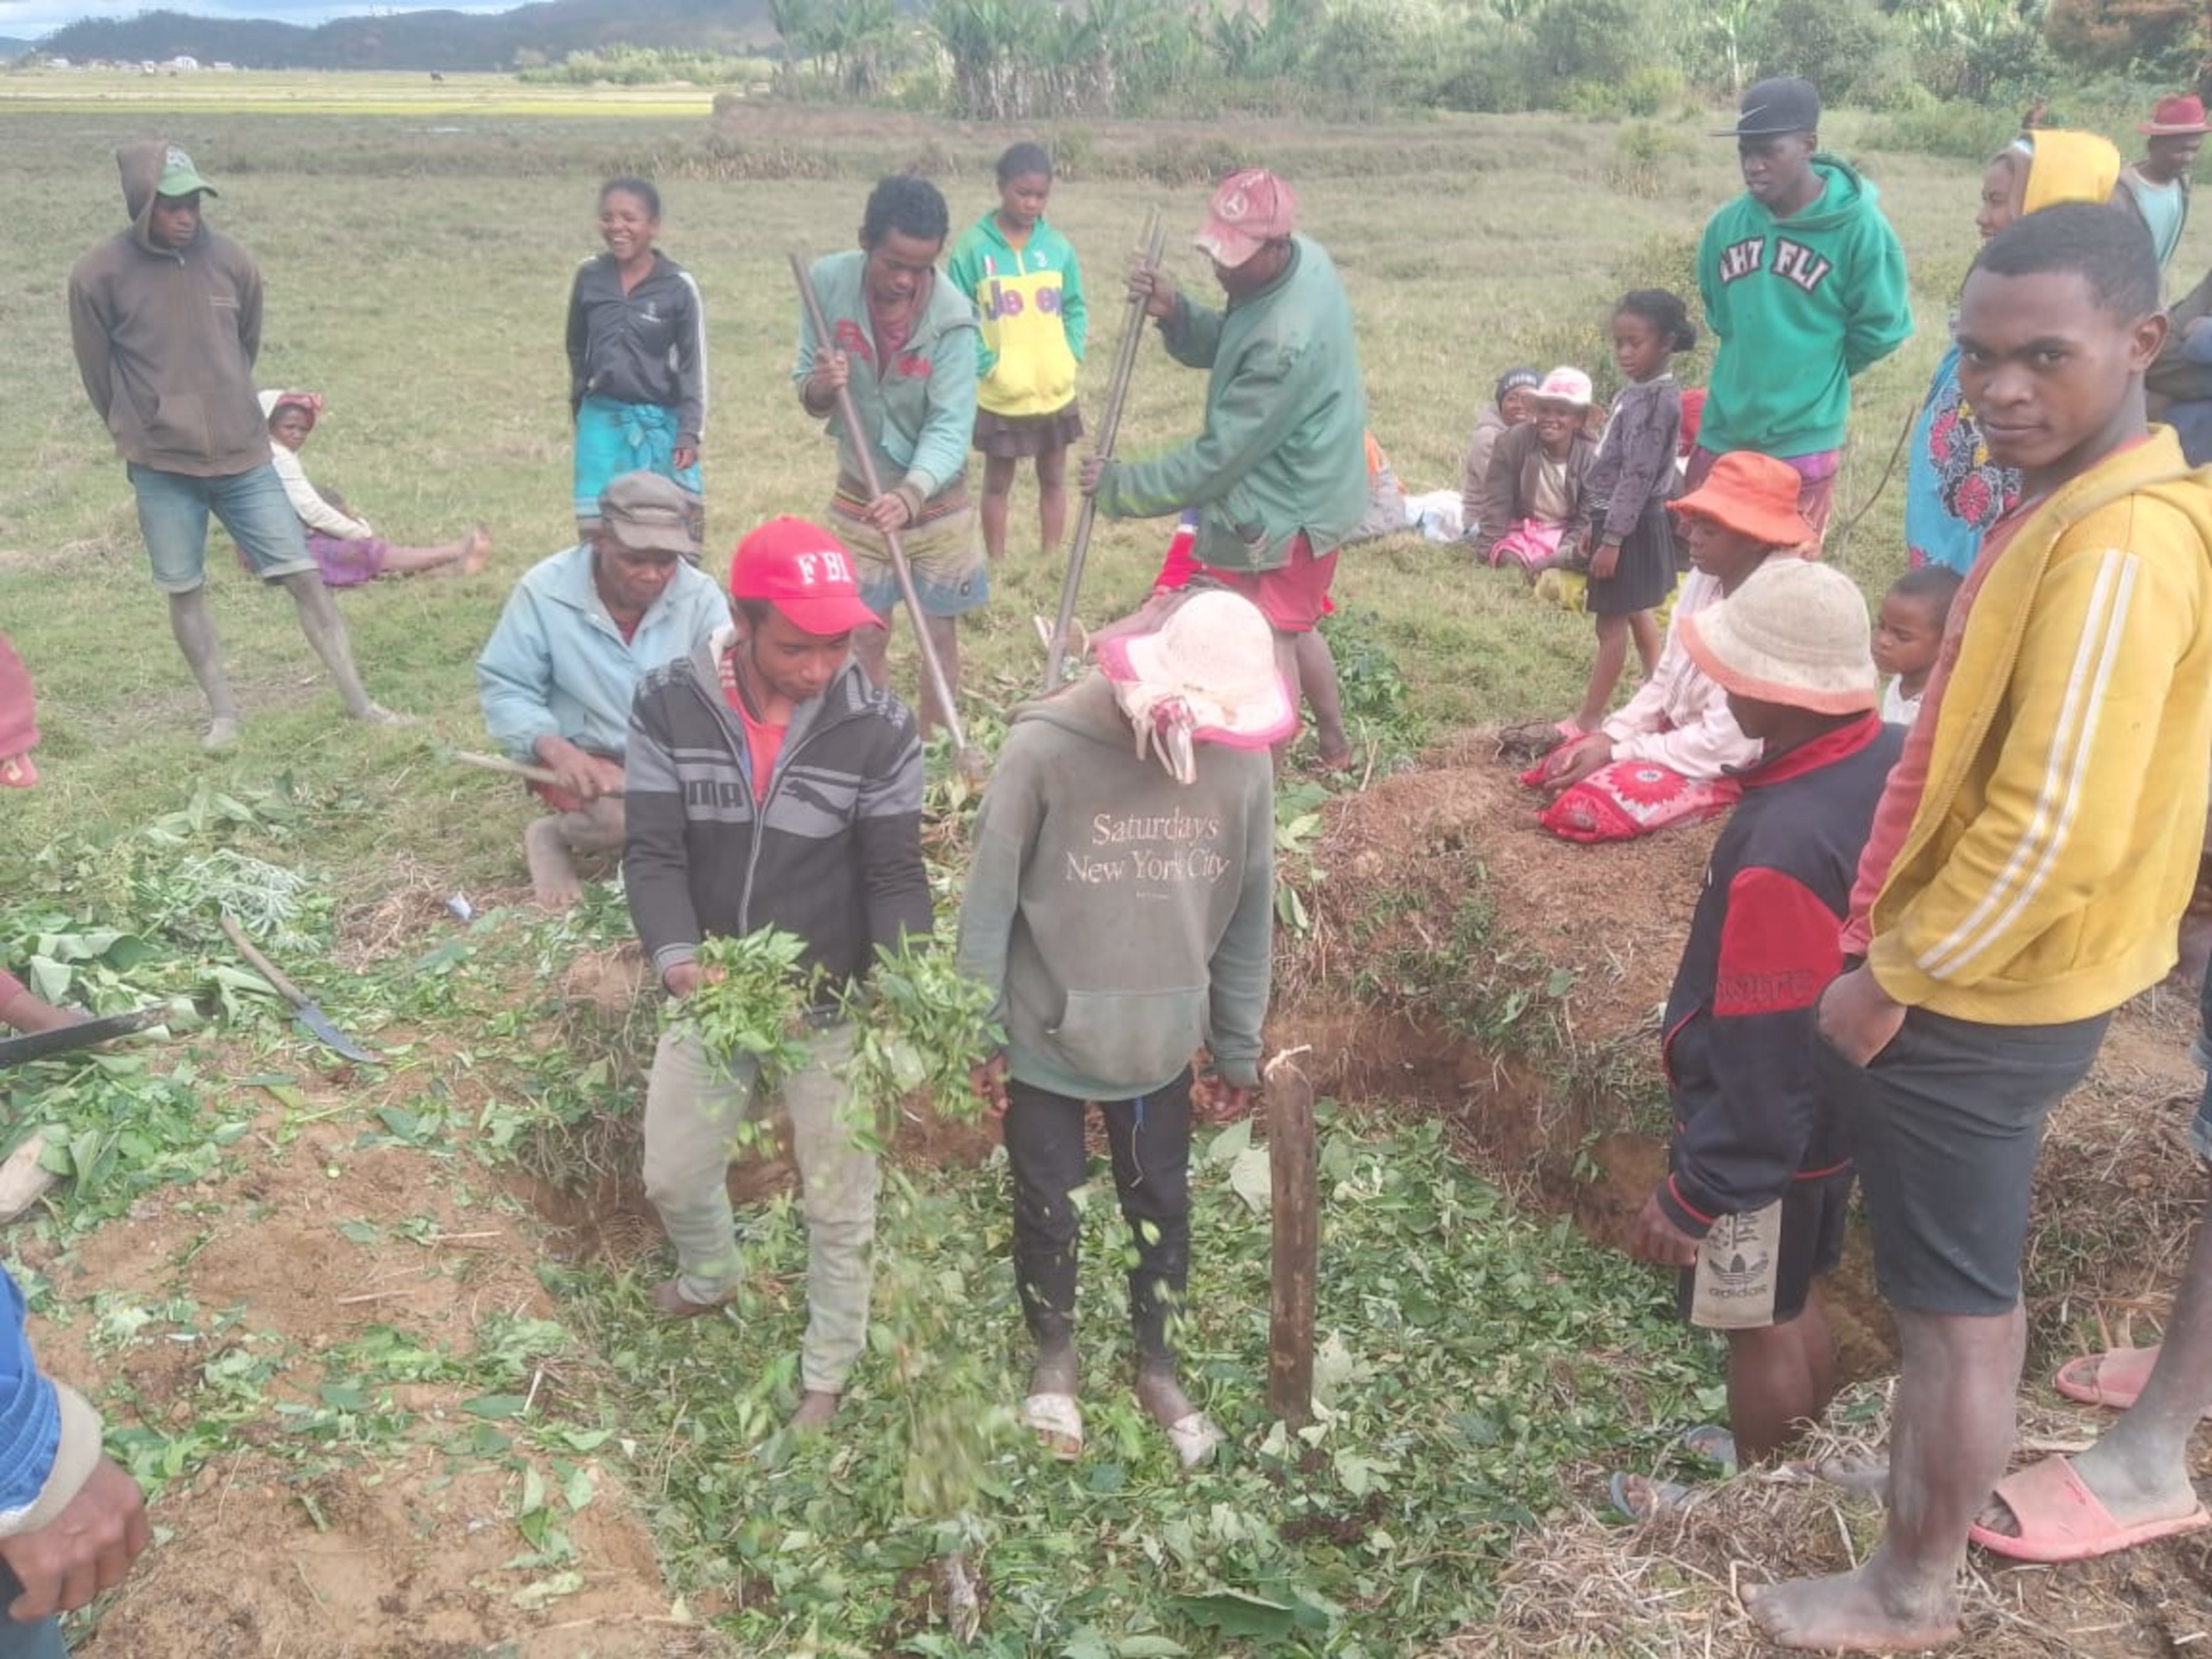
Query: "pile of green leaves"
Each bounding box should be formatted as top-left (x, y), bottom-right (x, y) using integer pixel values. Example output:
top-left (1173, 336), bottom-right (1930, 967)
top-left (840, 928), bottom-right (1004, 1147)
top-left (562, 1107), bottom-right (1717, 1656)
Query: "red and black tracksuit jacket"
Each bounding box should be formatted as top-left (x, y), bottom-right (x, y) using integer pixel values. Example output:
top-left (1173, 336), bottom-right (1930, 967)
top-left (1655, 715), bottom-right (1904, 1238)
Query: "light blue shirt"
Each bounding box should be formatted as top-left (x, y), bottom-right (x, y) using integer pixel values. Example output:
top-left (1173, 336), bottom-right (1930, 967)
top-left (2130, 171), bottom-right (2187, 270)
top-left (477, 543), bottom-right (727, 763)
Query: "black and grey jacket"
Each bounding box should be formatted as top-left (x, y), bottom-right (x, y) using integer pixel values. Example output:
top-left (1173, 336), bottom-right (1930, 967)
top-left (564, 251), bottom-right (708, 449)
top-left (623, 635), bottom-right (931, 996)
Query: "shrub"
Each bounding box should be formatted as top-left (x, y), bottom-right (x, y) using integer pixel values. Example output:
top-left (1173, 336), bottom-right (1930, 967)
top-left (1620, 62), bottom-right (1685, 117)
top-left (1865, 98), bottom-right (2020, 161)
top-left (1750, 0), bottom-right (1918, 111)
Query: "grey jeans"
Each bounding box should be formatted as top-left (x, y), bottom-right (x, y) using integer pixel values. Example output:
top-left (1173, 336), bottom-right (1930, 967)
top-left (641, 1023), bottom-right (878, 1394)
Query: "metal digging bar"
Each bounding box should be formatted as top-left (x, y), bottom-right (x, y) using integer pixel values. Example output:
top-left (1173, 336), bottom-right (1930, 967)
top-left (1040, 206), bottom-right (1166, 694)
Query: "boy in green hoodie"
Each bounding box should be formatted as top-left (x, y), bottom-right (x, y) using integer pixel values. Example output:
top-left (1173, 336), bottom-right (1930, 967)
top-left (1694, 78), bottom-right (1913, 544)
top-left (957, 590), bottom-right (1285, 1470)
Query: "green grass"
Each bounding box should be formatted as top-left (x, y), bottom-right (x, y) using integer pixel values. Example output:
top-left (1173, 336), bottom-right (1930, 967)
top-left (4, 86), bottom-right (2209, 1655)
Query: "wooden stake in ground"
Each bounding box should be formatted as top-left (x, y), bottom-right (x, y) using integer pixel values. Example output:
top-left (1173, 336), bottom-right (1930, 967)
top-left (1266, 1055), bottom-right (1319, 1428)
top-left (1040, 208), bottom-right (1166, 693)
top-left (788, 251), bottom-right (987, 785)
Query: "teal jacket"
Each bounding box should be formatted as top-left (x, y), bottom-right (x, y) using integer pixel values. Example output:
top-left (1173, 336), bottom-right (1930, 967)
top-left (1094, 237), bottom-right (1369, 573)
top-left (791, 250), bottom-right (979, 504)
top-left (946, 211), bottom-right (1088, 418)
top-left (476, 544), bottom-right (727, 763)
top-left (955, 673), bottom-right (1275, 1098)
top-left (1696, 156), bottom-right (1912, 458)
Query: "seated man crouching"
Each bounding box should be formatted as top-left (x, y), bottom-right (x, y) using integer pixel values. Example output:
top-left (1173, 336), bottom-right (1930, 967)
top-left (476, 471), bottom-right (728, 908)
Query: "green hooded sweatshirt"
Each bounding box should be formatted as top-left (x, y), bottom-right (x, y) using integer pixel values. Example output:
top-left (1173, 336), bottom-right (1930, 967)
top-left (1695, 154), bottom-right (1913, 458)
top-left (1093, 236), bottom-right (1369, 574)
top-left (954, 673), bottom-right (1275, 1099)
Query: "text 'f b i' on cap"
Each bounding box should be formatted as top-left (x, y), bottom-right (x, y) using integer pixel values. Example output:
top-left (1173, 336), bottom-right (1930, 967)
top-left (729, 516), bottom-right (884, 637)
top-left (1194, 169), bottom-right (1298, 269)
top-left (1716, 77), bottom-right (1821, 139)
top-left (1680, 560), bottom-right (1879, 716)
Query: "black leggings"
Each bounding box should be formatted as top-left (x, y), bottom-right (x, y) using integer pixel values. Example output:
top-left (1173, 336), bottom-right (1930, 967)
top-left (1002, 1067), bottom-right (1193, 1362)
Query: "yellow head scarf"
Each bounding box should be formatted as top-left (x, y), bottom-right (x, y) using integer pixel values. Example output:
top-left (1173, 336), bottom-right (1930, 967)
top-left (2018, 128), bottom-right (2123, 214)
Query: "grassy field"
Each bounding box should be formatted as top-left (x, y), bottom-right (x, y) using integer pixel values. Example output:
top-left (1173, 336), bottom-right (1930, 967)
top-left (2, 79), bottom-right (2206, 1657)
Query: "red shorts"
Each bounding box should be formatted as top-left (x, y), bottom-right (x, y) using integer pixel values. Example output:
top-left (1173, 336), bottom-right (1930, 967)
top-left (1209, 533), bottom-right (1339, 633)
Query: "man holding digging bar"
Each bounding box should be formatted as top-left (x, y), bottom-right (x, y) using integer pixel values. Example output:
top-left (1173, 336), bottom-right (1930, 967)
top-left (1080, 169), bottom-right (1369, 767)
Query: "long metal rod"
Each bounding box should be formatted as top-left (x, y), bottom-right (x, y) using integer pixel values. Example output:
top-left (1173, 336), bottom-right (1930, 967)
top-left (1041, 208), bottom-right (1165, 692)
top-left (789, 251), bottom-right (969, 757)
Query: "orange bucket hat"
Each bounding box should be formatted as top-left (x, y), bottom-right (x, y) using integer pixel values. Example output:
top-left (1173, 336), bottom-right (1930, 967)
top-left (1671, 451), bottom-right (1815, 550)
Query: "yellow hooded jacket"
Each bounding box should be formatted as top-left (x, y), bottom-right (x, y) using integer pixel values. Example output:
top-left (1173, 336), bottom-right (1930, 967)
top-left (1869, 428), bottom-right (2212, 1022)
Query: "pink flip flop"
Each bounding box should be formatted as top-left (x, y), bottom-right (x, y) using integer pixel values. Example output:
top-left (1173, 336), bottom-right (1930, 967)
top-left (2053, 1347), bottom-right (2212, 1417)
top-left (1968, 1454), bottom-right (2209, 1564)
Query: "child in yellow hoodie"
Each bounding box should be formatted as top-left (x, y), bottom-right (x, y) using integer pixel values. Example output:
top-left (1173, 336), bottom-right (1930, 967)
top-left (949, 143), bottom-right (1088, 562)
top-left (1751, 203), bottom-right (2212, 1652)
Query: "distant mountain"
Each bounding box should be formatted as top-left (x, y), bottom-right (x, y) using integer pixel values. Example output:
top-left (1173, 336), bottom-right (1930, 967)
top-left (0, 36), bottom-right (34, 57)
top-left (39, 0), bottom-right (777, 72)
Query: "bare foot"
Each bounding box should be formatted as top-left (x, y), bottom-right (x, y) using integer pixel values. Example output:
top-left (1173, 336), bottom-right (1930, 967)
top-left (788, 1390), bottom-right (839, 1432)
top-left (203, 715), bottom-right (241, 753)
top-left (1746, 1566), bottom-right (1960, 1653)
top-left (525, 819), bottom-right (584, 910)
top-left (460, 525), bottom-right (492, 578)
top-left (1801, 1451), bottom-right (1889, 1495)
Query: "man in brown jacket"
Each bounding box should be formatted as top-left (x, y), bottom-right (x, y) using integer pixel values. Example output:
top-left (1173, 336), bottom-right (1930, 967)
top-left (68, 141), bottom-right (393, 751)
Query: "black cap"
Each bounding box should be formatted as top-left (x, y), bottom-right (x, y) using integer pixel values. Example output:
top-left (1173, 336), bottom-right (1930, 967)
top-left (1716, 77), bottom-right (1821, 139)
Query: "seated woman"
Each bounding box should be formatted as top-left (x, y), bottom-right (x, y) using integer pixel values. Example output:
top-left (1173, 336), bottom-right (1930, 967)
top-left (262, 392), bottom-right (491, 587)
top-left (1475, 367), bottom-right (1596, 579)
top-left (1524, 452), bottom-right (1803, 843)
top-left (0, 630), bottom-right (37, 790)
top-left (1461, 367), bottom-right (1539, 543)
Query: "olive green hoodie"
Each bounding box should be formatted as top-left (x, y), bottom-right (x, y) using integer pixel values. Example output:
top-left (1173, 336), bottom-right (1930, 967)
top-left (955, 673), bottom-right (1275, 1099)
top-left (67, 140), bottom-right (272, 477)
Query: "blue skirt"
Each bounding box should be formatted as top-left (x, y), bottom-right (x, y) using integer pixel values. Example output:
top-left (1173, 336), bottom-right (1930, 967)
top-left (573, 396), bottom-right (704, 524)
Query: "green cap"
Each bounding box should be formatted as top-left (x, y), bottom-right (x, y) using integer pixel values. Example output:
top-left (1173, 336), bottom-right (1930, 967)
top-left (155, 146), bottom-right (217, 199)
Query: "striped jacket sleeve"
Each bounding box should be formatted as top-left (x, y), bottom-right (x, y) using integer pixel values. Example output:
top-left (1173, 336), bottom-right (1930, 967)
top-left (1868, 542), bottom-right (2199, 1002)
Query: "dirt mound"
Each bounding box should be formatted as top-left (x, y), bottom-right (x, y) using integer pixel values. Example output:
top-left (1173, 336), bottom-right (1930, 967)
top-left (1278, 733), bottom-right (2212, 1376)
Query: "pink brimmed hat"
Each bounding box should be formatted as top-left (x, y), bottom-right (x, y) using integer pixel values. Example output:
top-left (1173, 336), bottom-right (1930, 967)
top-left (1097, 590), bottom-right (1296, 749)
top-left (1531, 366), bottom-right (1593, 408)
top-left (1679, 560), bottom-right (1878, 716)
top-left (729, 516), bottom-right (883, 635)
top-left (1193, 170), bottom-right (1298, 270)
top-left (2141, 94), bottom-right (2211, 136)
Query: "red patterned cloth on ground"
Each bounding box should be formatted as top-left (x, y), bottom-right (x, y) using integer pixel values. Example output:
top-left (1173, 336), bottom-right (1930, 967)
top-left (1524, 756), bottom-right (1742, 844)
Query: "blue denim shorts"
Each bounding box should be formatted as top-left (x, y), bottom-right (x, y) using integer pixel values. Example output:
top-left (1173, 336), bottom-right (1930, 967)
top-left (128, 461), bottom-right (316, 594)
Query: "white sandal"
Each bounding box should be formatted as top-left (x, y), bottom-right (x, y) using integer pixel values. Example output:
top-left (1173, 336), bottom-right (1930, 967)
top-left (1164, 1410), bottom-right (1224, 1470)
top-left (1019, 1392), bottom-right (1084, 1460)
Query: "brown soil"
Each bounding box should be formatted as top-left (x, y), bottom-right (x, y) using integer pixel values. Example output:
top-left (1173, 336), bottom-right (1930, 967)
top-left (10, 1049), bottom-right (730, 1659)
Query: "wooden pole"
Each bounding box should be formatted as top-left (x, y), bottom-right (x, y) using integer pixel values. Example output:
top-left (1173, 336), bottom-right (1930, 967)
top-left (1266, 1057), bottom-right (1318, 1428)
top-left (1040, 208), bottom-right (1165, 692)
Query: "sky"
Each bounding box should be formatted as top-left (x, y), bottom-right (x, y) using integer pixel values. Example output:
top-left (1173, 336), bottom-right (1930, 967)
top-left (2, 0), bottom-right (510, 39)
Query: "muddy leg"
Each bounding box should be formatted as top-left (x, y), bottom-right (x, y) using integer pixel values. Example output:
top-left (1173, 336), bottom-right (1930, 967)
top-left (278, 571), bottom-right (395, 723)
top-left (1292, 630), bottom-right (1352, 768)
top-left (167, 589), bottom-right (241, 751)
top-left (981, 454), bottom-right (1018, 563)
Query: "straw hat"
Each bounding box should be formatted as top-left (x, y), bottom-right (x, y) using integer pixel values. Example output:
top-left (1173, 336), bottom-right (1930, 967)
top-left (1098, 590), bottom-right (1296, 751)
top-left (1672, 451), bottom-right (1816, 549)
top-left (1679, 560), bottom-right (1878, 715)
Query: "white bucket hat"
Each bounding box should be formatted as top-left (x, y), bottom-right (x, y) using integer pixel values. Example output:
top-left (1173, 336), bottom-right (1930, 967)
top-left (1532, 366), bottom-right (1593, 408)
top-left (1679, 560), bottom-right (1880, 715)
top-left (1097, 590), bottom-right (1296, 782)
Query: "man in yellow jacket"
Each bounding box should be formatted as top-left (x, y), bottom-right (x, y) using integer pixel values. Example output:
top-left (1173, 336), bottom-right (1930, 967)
top-left (1750, 205), bottom-right (2212, 1650)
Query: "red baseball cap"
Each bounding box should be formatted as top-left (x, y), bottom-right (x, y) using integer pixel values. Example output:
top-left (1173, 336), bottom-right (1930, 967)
top-left (1194, 169), bottom-right (1297, 269)
top-left (729, 517), bottom-right (883, 637)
